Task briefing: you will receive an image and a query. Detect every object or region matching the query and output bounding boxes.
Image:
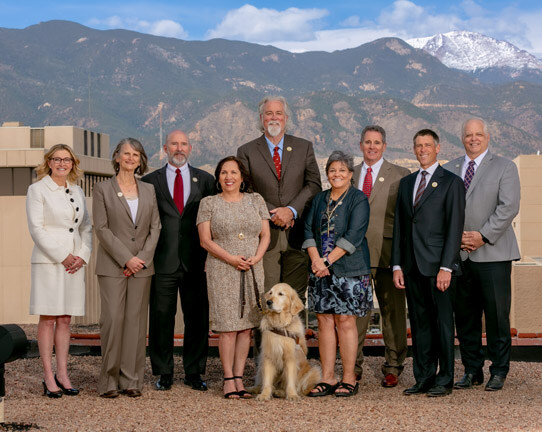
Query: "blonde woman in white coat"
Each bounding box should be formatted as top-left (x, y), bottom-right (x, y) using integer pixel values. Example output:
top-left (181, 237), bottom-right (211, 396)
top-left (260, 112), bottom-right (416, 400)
top-left (26, 144), bottom-right (92, 398)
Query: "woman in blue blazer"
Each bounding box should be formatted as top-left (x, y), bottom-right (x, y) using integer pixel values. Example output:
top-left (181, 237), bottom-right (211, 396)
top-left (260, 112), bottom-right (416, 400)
top-left (303, 151), bottom-right (371, 398)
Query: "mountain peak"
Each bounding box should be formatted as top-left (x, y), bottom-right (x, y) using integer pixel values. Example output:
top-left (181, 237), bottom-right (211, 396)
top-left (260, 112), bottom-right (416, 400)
top-left (407, 31), bottom-right (542, 72)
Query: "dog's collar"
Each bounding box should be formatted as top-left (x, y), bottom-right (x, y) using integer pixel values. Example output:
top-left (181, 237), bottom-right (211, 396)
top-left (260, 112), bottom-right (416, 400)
top-left (269, 328), bottom-right (300, 345)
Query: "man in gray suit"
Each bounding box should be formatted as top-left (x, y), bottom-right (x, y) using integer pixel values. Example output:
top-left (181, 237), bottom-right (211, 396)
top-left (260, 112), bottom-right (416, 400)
top-left (352, 125), bottom-right (410, 387)
top-left (237, 96), bottom-right (321, 301)
top-left (444, 118), bottom-right (520, 392)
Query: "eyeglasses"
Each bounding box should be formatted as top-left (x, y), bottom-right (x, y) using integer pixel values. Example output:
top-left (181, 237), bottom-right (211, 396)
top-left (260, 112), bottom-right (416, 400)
top-left (50, 157), bottom-right (73, 164)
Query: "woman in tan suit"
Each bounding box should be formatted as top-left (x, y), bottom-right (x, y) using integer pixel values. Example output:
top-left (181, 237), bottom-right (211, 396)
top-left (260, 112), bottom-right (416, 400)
top-left (93, 138), bottom-right (161, 398)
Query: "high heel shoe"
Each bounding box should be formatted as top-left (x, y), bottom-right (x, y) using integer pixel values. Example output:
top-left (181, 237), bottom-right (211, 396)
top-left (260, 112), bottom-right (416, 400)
top-left (42, 381), bottom-right (62, 398)
top-left (54, 375), bottom-right (80, 396)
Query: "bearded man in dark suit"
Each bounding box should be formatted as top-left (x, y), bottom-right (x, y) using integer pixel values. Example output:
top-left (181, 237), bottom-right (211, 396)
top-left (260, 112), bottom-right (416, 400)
top-left (142, 130), bottom-right (214, 392)
top-left (237, 96), bottom-right (322, 301)
top-left (391, 129), bottom-right (465, 397)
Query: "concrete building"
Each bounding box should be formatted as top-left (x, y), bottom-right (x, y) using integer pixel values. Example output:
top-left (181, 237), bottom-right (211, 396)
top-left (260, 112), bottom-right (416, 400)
top-left (0, 122), bottom-right (113, 326)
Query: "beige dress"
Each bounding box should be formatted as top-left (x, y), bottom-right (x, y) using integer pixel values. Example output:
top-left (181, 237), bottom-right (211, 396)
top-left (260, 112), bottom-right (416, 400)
top-left (196, 192), bottom-right (270, 332)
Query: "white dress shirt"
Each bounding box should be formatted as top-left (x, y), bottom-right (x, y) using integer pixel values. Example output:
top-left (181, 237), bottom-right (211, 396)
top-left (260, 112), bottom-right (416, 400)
top-left (357, 157), bottom-right (384, 190)
top-left (166, 162), bottom-right (191, 206)
top-left (460, 149), bottom-right (488, 179)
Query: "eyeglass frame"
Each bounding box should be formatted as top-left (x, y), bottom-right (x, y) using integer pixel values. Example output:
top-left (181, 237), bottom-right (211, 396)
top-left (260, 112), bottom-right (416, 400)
top-left (49, 157), bottom-right (74, 164)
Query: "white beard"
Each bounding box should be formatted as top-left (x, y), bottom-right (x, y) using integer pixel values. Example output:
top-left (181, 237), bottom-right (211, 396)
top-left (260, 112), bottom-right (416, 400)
top-left (267, 123), bottom-right (282, 138)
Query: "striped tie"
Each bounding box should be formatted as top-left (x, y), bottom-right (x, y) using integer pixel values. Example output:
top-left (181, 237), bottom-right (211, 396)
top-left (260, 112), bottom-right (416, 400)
top-left (413, 170), bottom-right (427, 208)
top-left (464, 160), bottom-right (476, 190)
top-left (362, 167), bottom-right (372, 198)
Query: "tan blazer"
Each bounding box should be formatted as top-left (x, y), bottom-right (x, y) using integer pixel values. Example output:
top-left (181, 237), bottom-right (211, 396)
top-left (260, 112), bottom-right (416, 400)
top-left (353, 159), bottom-right (410, 268)
top-left (93, 176), bottom-right (161, 278)
top-left (237, 134), bottom-right (322, 249)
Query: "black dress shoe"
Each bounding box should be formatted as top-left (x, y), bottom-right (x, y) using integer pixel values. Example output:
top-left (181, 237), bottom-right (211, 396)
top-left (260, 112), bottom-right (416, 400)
top-left (403, 382), bottom-right (432, 395)
top-left (42, 381), bottom-right (62, 398)
top-left (454, 371), bottom-right (484, 389)
top-left (54, 375), bottom-right (80, 396)
top-left (184, 375), bottom-right (208, 391)
top-left (155, 374), bottom-right (173, 391)
top-left (485, 375), bottom-right (506, 391)
top-left (427, 385), bottom-right (452, 397)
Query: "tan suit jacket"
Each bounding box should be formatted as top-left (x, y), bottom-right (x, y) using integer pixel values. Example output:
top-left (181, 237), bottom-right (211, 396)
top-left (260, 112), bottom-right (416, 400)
top-left (93, 176), bottom-right (161, 278)
top-left (237, 134), bottom-right (321, 249)
top-left (353, 159), bottom-right (410, 268)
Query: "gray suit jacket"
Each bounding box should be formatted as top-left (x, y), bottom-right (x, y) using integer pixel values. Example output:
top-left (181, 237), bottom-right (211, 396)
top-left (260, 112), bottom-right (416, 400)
top-left (93, 176), bottom-right (161, 278)
top-left (443, 152), bottom-right (520, 262)
top-left (237, 134), bottom-right (321, 249)
top-left (353, 159), bottom-right (410, 269)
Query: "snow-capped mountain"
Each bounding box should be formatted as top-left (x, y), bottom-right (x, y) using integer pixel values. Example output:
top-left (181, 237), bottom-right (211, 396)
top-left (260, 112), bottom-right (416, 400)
top-left (407, 31), bottom-right (542, 77)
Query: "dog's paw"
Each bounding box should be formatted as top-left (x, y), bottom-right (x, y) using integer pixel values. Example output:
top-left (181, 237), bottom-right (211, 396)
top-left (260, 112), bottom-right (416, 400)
top-left (286, 392), bottom-right (301, 402)
top-left (255, 391), bottom-right (272, 401)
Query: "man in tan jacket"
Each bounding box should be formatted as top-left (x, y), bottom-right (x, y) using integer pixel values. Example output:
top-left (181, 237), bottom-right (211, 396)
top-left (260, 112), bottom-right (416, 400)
top-left (352, 125), bottom-right (410, 387)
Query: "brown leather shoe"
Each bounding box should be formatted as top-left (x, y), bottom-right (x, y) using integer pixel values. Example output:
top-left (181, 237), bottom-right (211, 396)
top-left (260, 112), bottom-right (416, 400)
top-left (100, 390), bottom-right (119, 398)
top-left (381, 373), bottom-right (399, 388)
top-left (124, 389), bottom-right (142, 398)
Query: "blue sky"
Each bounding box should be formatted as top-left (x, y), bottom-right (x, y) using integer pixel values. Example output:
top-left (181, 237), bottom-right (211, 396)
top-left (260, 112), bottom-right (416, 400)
top-left (1, 1), bottom-right (542, 55)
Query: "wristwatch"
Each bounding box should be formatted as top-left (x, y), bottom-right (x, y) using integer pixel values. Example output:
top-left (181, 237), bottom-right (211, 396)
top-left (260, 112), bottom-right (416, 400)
top-left (323, 258), bottom-right (331, 268)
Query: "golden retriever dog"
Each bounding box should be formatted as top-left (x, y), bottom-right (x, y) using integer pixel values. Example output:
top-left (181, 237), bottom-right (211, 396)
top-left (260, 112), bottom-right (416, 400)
top-left (253, 283), bottom-right (321, 401)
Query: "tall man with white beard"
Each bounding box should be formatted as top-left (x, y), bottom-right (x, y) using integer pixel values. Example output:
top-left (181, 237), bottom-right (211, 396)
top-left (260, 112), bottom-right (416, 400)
top-left (237, 96), bottom-right (321, 304)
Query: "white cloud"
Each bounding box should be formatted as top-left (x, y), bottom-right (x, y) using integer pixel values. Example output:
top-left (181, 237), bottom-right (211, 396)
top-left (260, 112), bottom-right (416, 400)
top-left (206, 4), bottom-right (328, 43)
top-left (340, 15), bottom-right (361, 27)
top-left (88, 16), bottom-right (188, 39)
top-left (271, 28), bottom-right (396, 53)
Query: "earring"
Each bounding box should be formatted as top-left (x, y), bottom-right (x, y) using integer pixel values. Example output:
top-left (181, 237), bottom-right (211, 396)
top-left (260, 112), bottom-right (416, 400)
top-left (216, 181), bottom-right (222, 191)
top-left (240, 181), bottom-right (245, 191)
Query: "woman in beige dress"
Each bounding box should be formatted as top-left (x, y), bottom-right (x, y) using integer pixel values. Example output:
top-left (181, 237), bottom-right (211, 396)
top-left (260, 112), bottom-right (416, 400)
top-left (93, 138), bottom-right (161, 398)
top-left (26, 144), bottom-right (92, 397)
top-left (197, 156), bottom-right (270, 399)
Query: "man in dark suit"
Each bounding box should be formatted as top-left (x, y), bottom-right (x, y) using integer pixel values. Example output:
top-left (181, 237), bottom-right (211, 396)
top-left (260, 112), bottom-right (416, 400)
top-left (444, 118), bottom-right (520, 392)
top-left (391, 129), bottom-right (465, 397)
top-left (353, 125), bottom-right (410, 387)
top-left (142, 130), bottom-right (215, 391)
top-left (237, 96), bottom-right (321, 301)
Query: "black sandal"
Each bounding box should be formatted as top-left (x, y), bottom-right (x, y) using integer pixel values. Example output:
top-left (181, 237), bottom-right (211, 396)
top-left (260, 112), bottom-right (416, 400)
top-left (307, 381), bottom-right (339, 397)
top-left (223, 377), bottom-right (239, 399)
top-left (234, 376), bottom-right (252, 399)
top-left (334, 381), bottom-right (359, 397)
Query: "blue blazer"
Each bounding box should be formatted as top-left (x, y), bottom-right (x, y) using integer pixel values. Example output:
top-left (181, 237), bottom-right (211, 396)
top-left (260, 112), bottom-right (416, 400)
top-left (303, 186), bottom-right (370, 277)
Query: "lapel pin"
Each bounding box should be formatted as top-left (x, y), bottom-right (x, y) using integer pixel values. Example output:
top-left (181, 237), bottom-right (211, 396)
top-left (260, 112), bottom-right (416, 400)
top-left (117, 192), bottom-right (123, 197)
top-left (192, 177), bottom-right (198, 182)
top-left (455, 164), bottom-right (460, 168)
top-left (432, 182), bottom-right (438, 188)
top-left (379, 177), bottom-right (384, 182)
top-left (286, 146), bottom-right (292, 152)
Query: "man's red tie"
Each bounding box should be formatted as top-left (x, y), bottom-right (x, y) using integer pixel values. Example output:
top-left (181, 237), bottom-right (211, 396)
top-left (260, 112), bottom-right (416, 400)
top-left (273, 146), bottom-right (281, 180)
top-left (362, 167), bottom-right (372, 198)
top-left (174, 168), bottom-right (184, 214)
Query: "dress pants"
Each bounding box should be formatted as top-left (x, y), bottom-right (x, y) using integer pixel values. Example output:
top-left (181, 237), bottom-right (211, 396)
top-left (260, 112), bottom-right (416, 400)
top-left (98, 275), bottom-right (151, 394)
top-left (405, 265), bottom-right (455, 387)
top-left (455, 259), bottom-right (512, 377)
top-left (356, 267), bottom-right (407, 377)
top-left (149, 267), bottom-right (209, 377)
top-left (262, 229), bottom-right (309, 300)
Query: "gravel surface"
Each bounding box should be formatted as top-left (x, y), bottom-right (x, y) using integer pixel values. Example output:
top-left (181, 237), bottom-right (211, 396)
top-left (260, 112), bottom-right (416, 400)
top-left (2, 327), bottom-right (541, 431)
